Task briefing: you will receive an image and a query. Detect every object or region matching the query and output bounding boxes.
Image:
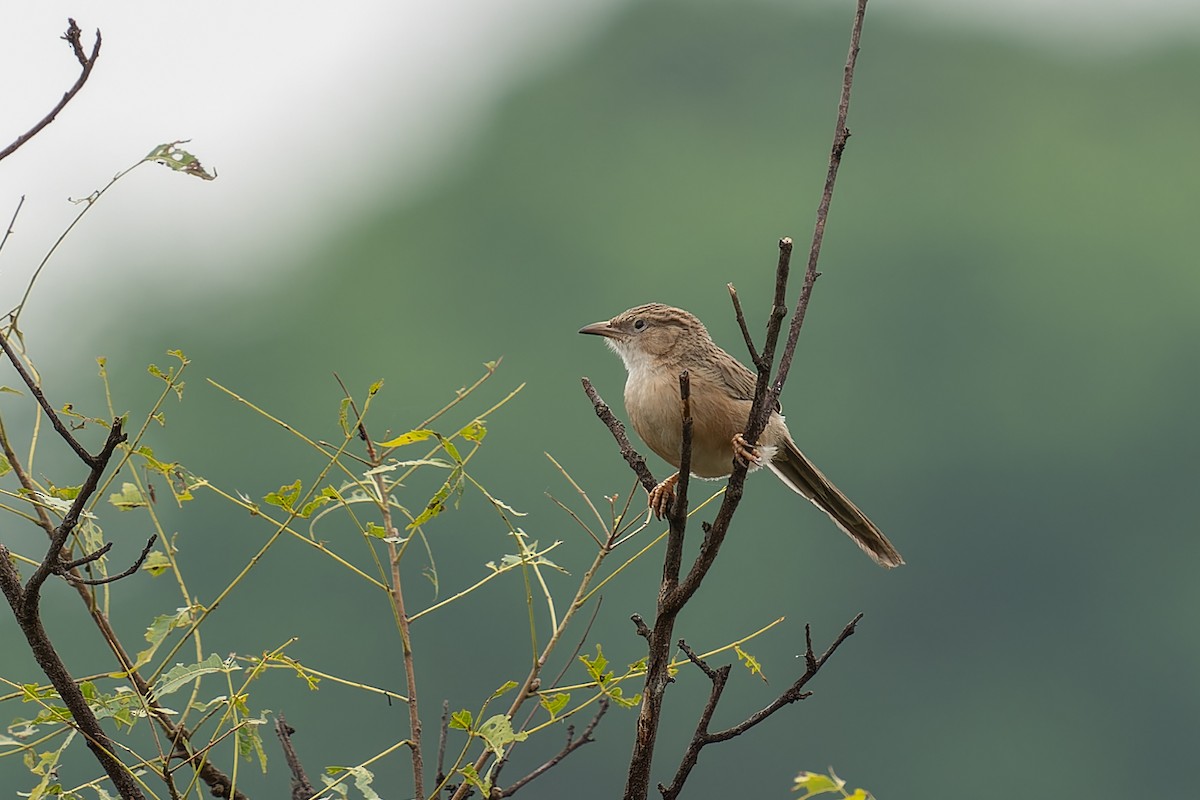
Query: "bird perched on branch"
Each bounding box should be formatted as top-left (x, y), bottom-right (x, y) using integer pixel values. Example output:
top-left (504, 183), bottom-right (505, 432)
top-left (580, 302), bottom-right (903, 568)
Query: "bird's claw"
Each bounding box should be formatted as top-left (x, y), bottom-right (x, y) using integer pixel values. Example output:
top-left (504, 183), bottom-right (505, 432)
top-left (648, 473), bottom-right (679, 519)
top-left (732, 433), bottom-right (762, 467)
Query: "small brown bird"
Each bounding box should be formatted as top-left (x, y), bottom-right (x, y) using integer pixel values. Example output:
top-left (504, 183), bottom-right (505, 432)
top-left (580, 302), bottom-right (903, 568)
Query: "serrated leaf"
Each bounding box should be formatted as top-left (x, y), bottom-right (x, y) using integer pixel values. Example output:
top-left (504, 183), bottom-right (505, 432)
top-left (152, 654), bottom-right (229, 700)
top-left (108, 482), bottom-right (148, 511)
top-left (735, 644), bottom-right (768, 683)
top-left (539, 692), bottom-right (570, 719)
top-left (580, 645), bottom-right (610, 685)
top-left (458, 763), bottom-right (489, 796)
top-left (407, 466), bottom-right (463, 530)
top-left (141, 550), bottom-right (171, 576)
top-left (236, 715), bottom-right (269, 773)
top-left (263, 480), bottom-right (301, 512)
top-left (322, 765), bottom-right (380, 800)
top-left (491, 680), bottom-right (519, 699)
top-left (146, 141), bottom-right (216, 180)
top-left (607, 685), bottom-right (641, 708)
top-left (117, 607), bottom-right (195, 676)
top-left (448, 709), bottom-right (473, 731)
top-left (298, 486), bottom-right (338, 518)
top-left (47, 483), bottom-right (81, 501)
top-left (378, 429), bottom-right (436, 448)
top-left (793, 771), bottom-right (843, 797)
top-left (459, 420), bottom-right (487, 443)
top-left (476, 714), bottom-right (527, 759)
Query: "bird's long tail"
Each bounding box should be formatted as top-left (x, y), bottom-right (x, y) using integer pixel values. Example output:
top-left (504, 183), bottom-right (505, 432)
top-left (767, 439), bottom-right (904, 568)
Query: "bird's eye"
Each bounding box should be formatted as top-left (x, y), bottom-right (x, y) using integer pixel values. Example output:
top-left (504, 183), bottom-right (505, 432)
top-left (633, 318), bottom-right (646, 331)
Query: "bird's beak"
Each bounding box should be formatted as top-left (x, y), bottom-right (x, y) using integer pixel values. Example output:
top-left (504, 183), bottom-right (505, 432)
top-left (579, 321), bottom-right (620, 339)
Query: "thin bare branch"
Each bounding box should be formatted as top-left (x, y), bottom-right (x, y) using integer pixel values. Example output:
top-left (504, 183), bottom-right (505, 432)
top-left (500, 699), bottom-right (609, 797)
top-left (726, 283), bottom-right (761, 368)
top-left (773, 0), bottom-right (869, 399)
top-left (64, 534), bottom-right (157, 586)
top-left (0, 333), bottom-right (105, 467)
top-left (660, 616), bottom-right (862, 799)
top-left (0, 19), bottom-right (102, 163)
top-left (0, 196), bottom-right (25, 257)
top-left (581, 378), bottom-right (657, 494)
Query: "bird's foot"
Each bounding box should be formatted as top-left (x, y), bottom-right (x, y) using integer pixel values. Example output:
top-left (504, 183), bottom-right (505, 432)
top-left (732, 433), bottom-right (764, 467)
top-left (648, 473), bottom-right (679, 519)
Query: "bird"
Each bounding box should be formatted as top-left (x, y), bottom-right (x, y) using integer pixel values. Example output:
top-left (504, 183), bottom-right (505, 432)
top-left (580, 302), bottom-right (903, 568)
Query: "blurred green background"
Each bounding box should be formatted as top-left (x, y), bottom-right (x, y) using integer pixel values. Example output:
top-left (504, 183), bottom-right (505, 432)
top-left (2, 0), bottom-right (1198, 797)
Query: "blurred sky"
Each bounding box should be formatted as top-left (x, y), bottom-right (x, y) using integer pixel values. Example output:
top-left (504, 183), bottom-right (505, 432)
top-left (2, 0), bottom-right (1199, 337)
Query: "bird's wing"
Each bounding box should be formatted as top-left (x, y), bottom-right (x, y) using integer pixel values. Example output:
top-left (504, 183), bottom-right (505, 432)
top-left (708, 347), bottom-right (760, 402)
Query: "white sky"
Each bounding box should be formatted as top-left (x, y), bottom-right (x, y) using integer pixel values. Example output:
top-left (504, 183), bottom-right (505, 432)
top-left (0, 0), bottom-right (1196, 328)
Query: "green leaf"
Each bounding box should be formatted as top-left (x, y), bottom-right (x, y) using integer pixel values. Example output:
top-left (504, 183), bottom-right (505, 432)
top-left (440, 437), bottom-right (462, 463)
top-left (116, 607), bottom-right (195, 675)
top-left (580, 645), bottom-right (610, 685)
top-left (607, 685), bottom-right (640, 708)
top-left (792, 770), bottom-right (843, 798)
top-left (475, 714), bottom-right (527, 759)
top-left (108, 482), bottom-right (148, 511)
top-left (735, 644), bottom-right (768, 683)
top-left (152, 654), bottom-right (230, 700)
top-left (378, 429), bottom-right (436, 448)
top-left (236, 714), bottom-right (269, 773)
top-left (298, 485), bottom-right (338, 518)
top-left (47, 483), bottom-right (81, 501)
top-left (539, 692), bottom-right (570, 720)
top-left (322, 765), bottom-right (381, 799)
top-left (458, 763), bottom-right (489, 796)
top-left (491, 680), bottom-right (519, 699)
top-left (0, 453), bottom-right (10, 478)
top-left (146, 141), bottom-right (216, 180)
top-left (338, 396), bottom-right (353, 436)
top-left (263, 480), bottom-right (301, 512)
top-left (365, 522), bottom-right (389, 539)
top-left (448, 709), bottom-right (473, 731)
top-left (141, 550), bottom-right (171, 576)
top-left (0, 385), bottom-right (22, 395)
top-left (406, 465), bottom-right (463, 530)
top-left (459, 420), bottom-right (487, 443)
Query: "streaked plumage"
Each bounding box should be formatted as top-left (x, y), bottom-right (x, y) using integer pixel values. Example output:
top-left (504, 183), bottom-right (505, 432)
top-left (580, 303), bottom-right (903, 568)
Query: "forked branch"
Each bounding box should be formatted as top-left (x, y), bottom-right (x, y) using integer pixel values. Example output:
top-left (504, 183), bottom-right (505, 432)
top-left (580, 2), bottom-right (876, 799)
top-left (0, 19), bottom-right (102, 163)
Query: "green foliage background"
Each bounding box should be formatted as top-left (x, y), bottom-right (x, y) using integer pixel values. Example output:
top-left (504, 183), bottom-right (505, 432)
top-left (3, 1), bottom-right (1198, 797)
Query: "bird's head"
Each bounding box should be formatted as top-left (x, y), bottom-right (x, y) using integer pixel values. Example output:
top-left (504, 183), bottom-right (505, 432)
top-left (579, 303), bottom-right (709, 373)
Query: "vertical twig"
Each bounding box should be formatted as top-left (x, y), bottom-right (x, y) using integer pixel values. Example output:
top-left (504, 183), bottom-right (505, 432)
top-left (616, 3), bottom-right (874, 798)
top-left (773, 0), bottom-right (869, 400)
